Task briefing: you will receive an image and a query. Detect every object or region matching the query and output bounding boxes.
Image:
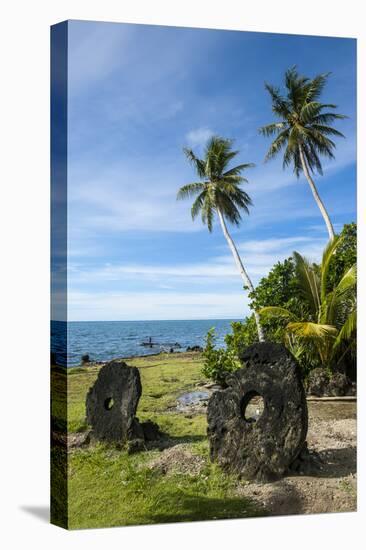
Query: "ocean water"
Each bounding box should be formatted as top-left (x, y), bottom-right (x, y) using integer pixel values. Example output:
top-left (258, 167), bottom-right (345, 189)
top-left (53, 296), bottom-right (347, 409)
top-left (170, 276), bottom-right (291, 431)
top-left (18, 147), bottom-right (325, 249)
top-left (51, 319), bottom-right (240, 367)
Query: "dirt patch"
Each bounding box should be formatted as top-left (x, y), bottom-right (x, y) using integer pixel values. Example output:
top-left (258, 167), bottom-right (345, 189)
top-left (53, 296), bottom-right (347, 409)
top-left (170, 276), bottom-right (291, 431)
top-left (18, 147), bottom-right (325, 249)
top-left (148, 444), bottom-right (206, 476)
top-left (237, 416), bottom-right (357, 515)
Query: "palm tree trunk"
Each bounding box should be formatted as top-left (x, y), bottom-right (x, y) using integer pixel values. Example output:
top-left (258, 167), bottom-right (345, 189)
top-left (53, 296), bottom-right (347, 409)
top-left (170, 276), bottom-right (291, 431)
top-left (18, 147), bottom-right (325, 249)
top-left (217, 208), bottom-right (265, 342)
top-left (298, 144), bottom-right (335, 241)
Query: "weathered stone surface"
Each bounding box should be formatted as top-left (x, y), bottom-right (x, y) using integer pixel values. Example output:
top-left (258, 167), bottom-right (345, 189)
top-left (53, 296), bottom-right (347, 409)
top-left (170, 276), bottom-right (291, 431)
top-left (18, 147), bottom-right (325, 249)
top-left (86, 361), bottom-right (144, 443)
top-left (328, 372), bottom-right (349, 397)
top-left (306, 368), bottom-right (329, 396)
top-left (207, 343), bottom-right (308, 481)
top-left (306, 368), bottom-right (354, 397)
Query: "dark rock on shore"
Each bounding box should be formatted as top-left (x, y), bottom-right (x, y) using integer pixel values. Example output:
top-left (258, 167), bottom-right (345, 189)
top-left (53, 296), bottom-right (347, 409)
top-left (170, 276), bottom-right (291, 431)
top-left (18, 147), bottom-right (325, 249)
top-left (186, 345), bottom-right (203, 352)
top-left (86, 360), bottom-right (161, 449)
top-left (207, 343), bottom-right (308, 481)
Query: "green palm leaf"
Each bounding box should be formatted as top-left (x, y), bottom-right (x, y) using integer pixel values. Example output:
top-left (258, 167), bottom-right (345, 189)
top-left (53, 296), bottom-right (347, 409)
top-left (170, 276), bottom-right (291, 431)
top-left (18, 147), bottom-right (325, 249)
top-left (260, 67), bottom-right (346, 176)
top-left (321, 235), bottom-right (342, 302)
top-left (176, 182), bottom-right (205, 200)
top-left (287, 322), bottom-right (338, 340)
top-left (333, 310), bottom-right (356, 350)
top-left (259, 306), bottom-right (298, 321)
top-left (293, 251), bottom-right (321, 316)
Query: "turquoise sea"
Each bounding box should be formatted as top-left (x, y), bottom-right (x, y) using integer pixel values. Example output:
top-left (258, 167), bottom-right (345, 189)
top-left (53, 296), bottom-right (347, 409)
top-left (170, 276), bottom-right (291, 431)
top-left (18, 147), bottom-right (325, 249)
top-left (51, 319), bottom-right (240, 367)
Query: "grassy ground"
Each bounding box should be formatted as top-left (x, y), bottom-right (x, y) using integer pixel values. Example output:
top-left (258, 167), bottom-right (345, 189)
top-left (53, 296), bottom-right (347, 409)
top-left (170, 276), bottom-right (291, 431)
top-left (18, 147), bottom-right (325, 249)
top-left (51, 352), bottom-right (264, 529)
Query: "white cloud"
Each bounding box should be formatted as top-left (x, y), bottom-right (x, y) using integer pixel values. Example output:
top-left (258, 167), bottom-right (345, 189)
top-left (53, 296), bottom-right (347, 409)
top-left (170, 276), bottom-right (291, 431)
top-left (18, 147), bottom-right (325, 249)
top-left (67, 290), bottom-right (250, 321)
top-left (67, 234), bottom-right (327, 314)
top-left (185, 127), bottom-right (214, 147)
top-left (66, 228), bottom-right (327, 321)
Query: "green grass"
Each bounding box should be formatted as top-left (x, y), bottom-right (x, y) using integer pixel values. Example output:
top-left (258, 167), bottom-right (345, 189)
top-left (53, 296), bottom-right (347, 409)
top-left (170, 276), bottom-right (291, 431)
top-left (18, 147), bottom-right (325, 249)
top-left (51, 352), bottom-right (265, 529)
top-left (68, 444), bottom-right (262, 528)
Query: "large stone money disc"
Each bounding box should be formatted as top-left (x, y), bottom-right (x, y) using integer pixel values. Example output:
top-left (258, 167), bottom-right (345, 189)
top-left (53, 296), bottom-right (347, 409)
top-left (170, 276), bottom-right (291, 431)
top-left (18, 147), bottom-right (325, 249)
top-left (207, 343), bottom-right (308, 481)
top-left (86, 361), bottom-right (143, 442)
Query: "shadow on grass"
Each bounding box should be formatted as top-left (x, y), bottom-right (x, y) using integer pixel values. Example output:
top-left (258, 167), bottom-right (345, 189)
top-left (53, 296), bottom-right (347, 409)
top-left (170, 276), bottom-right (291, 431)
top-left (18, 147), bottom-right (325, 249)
top-left (153, 433), bottom-right (207, 449)
top-left (140, 491), bottom-right (265, 524)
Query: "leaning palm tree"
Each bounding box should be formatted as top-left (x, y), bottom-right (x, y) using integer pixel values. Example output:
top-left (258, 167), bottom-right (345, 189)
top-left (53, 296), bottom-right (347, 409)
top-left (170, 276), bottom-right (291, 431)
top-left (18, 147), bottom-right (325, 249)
top-left (259, 67), bottom-right (347, 240)
top-left (260, 236), bottom-right (357, 370)
top-left (177, 136), bottom-right (265, 342)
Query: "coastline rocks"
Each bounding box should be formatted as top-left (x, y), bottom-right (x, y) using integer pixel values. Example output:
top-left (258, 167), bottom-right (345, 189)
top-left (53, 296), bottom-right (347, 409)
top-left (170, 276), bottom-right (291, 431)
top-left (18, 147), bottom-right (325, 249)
top-left (207, 343), bottom-right (308, 481)
top-left (186, 345), bottom-right (203, 352)
top-left (81, 354), bottom-right (90, 364)
top-left (86, 361), bottom-right (151, 447)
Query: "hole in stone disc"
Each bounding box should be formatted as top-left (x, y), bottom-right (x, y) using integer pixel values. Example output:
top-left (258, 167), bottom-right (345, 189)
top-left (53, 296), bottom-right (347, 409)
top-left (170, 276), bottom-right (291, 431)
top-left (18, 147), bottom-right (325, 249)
top-left (241, 391), bottom-right (265, 423)
top-left (104, 397), bottom-right (115, 411)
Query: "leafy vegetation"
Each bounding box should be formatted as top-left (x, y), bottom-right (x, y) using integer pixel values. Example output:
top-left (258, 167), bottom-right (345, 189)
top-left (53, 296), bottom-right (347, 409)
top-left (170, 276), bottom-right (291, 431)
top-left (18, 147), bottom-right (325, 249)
top-left (201, 328), bottom-right (239, 386)
top-left (201, 223), bottom-right (357, 381)
top-left (260, 236), bottom-right (356, 373)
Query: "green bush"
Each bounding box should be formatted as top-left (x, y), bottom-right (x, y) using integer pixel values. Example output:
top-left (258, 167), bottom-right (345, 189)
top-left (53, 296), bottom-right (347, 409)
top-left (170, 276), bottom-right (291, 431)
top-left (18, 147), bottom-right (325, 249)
top-left (202, 328), bottom-right (239, 386)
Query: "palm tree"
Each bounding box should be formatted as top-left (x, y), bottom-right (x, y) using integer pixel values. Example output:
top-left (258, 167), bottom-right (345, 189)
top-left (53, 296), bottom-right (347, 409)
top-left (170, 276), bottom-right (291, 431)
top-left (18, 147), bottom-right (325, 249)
top-left (260, 236), bottom-right (356, 370)
top-left (177, 136), bottom-right (265, 342)
top-left (259, 67), bottom-right (347, 240)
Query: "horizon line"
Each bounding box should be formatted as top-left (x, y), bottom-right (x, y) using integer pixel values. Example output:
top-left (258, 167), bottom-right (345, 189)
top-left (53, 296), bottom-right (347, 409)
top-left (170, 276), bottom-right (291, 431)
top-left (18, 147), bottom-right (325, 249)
top-left (51, 317), bottom-right (245, 323)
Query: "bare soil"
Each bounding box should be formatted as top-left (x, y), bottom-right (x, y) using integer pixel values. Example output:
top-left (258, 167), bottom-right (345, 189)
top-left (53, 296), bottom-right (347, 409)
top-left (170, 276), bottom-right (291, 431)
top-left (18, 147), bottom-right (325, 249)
top-left (149, 400), bottom-right (356, 516)
top-left (148, 444), bottom-right (206, 476)
top-left (237, 402), bottom-right (356, 516)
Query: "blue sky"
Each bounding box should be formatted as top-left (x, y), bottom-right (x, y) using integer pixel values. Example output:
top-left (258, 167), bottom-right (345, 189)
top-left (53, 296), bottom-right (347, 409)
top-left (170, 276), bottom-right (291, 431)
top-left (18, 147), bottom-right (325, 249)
top-left (64, 20), bottom-right (356, 321)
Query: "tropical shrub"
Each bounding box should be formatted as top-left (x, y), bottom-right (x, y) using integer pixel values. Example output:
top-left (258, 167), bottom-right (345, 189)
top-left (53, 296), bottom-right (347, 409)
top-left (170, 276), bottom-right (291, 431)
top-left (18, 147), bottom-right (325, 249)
top-left (260, 236), bottom-right (356, 374)
top-left (202, 328), bottom-right (239, 386)
top-left (225, 258), bottom-right (309, 357)
top-left (328, 222), bottom-right (356, 288)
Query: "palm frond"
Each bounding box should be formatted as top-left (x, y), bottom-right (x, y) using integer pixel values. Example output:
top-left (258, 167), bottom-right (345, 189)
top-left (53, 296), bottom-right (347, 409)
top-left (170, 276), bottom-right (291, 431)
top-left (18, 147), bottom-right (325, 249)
top-left (293, 251), bottom-right (321, 316)
top-left (177, 182), bottom-right (205, 200)
top-left (183, 148), bottom-right (206, 178)
top-left (333, 310), bottom-right (356, 350)
top-left (222, 163), bottom-right (254, 178)
top-left (190, 191), bottom-right (206, 220)
top-left (313, 112), bottom-right (347, 125)
top-left (310, 124), bottom-right (345, 138)
top-left (304, 72), bottom-right (331, 103)
top-left (259, 122), bottom-right (287, 137)
top-left (264, 83), bottom-right (291, 118)
top-left (333, 264), bottom-right (357, 302)
top-left (265, 129), bottom-right (290, 162)
top-left (201, 200), bottom-right (214, 232)
top-left (259, 306), bottom-right (298, 321)
top-left (287, 321), bottom-right (338, 340)
top-left (321, 235), bottom-right (342, 302)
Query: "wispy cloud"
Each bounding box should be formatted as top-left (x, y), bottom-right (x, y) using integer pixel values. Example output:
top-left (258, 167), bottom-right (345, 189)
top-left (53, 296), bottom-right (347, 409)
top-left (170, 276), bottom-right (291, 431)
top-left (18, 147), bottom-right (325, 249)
top-left (185, 127), bottom-right (214, 147)
top-left (68, 234), bottom-right (326, 291)
top-left (68, 290), bottom-right (250, 321)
